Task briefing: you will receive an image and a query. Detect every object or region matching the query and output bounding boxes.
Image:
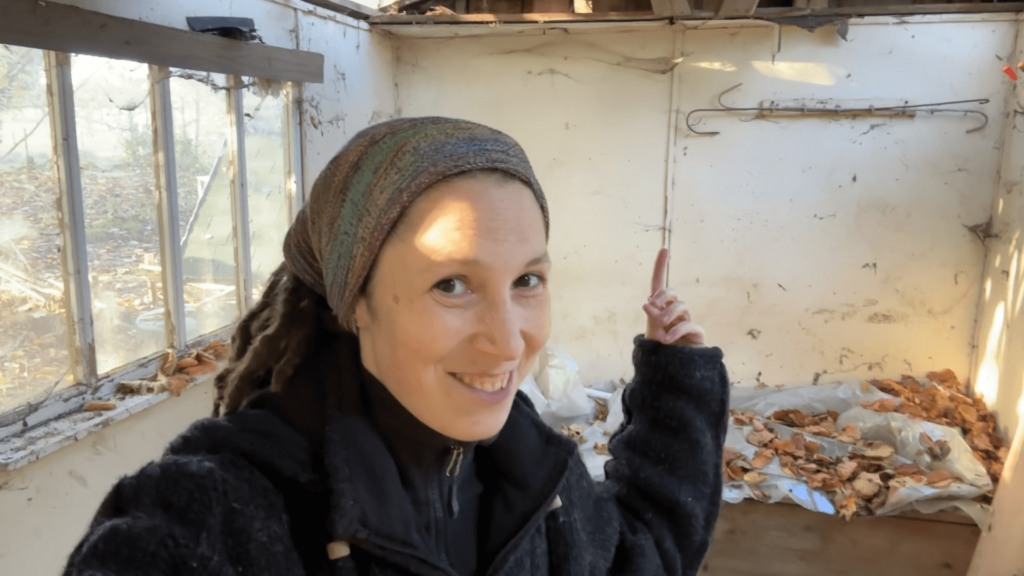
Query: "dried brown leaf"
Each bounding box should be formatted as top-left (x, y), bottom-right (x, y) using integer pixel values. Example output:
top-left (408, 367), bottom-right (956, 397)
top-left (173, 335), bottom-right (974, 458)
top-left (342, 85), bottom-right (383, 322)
top-left (836, 459), bottom-right (859, 481)
top-left (166, 375), bottom-right (190, 397)
top-left (925, 469), bottom-right (956, 487)
top-left (203, 340), bottom-right (229, 360)
top-left (802, 425), bottom-right (832, 437)
top-left (561, 424), bottom-right (587, 445)
top-left (853, 472), bottom-right (883, 498)
top-left (861, 398), bottom-right (897, 413)
top-left (157, 349), bottom-right (177, 377)
top-left (732, 414), bottom-right (751, 426)
top-left (594, 442), bottom-right (610, 456)
top-left (726, 464), bottom-right (745, 481)
top-left (835, 491), bottom-right (859, 520)
top-left (894, 463), bottom-right (924, 477)
top-left (83, 400), bottom-right (116, 412)
top-left (751, 419), bottom-right (766, 433)
top-left (836, 424), bottom-right (862, 444)
top-left (926, 369), bottom-right (962, 392)
top-left (772, 409), bottom-right (811, 427)
top-left (747, 430), bottom-right (776, 447)
top-left (743, 471), bottom-right (769, 485)
top-left (182, 359), bottom-right (219, 377)
top-left (751, 448), bottom-right (775, 469)
top-left (896, 403), bottom-right (928, 420)
top-left (813, 453), bottom-right (834, 465)
top-left (956, 404), bottom-right (978, 424)
top-left (861, 441), bottom-right (896, 460)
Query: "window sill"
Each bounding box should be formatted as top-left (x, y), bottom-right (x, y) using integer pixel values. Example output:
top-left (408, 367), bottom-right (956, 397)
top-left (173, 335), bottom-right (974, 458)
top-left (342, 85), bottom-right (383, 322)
top-left (0, 374), bottom-right (216, 472)
top-left (0, 328), bottom-right (230, 472)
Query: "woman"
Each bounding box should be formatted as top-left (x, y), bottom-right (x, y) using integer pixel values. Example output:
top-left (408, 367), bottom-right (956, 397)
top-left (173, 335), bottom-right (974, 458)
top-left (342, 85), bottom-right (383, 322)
top-left (64, 117), bottom-right (729, 576)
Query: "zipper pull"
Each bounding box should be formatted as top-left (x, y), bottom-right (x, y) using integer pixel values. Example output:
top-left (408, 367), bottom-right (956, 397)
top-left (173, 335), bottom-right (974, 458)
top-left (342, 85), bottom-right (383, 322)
top-left (446, 444), bottom-right (464, 519)
top-left (445, 444), bottom-right (464, 477)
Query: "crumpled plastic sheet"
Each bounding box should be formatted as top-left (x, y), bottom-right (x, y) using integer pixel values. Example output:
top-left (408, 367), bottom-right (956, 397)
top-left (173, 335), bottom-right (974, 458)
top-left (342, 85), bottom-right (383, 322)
top-left (520, 343), bottom-right (624, 482)
top-left (521, 348), bottom-right (990, 526)
top-left (726, 381), bottom-right (992, 527)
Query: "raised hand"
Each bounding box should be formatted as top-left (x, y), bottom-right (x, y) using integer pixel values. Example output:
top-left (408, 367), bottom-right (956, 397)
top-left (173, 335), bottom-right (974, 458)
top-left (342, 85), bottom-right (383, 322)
top-left (643, 248), bottom-right (706, 346)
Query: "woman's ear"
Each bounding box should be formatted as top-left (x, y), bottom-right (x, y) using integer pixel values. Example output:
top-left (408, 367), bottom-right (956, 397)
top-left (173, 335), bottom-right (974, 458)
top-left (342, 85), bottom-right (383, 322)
top-left (353, 295), bottom-right (371, 334)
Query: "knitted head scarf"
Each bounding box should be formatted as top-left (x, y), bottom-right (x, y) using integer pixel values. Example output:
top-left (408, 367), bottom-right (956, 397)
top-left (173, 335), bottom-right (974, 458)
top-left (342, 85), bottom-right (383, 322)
top-left (283, 117), bottom-right (549, 330)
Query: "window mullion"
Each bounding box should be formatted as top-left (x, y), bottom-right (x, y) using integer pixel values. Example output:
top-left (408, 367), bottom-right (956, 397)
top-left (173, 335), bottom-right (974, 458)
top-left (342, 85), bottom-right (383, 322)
top-left (44, 51), bottom-right (98, 386)
top-left (227, 75), bottom-right (253, 316)
top-left (284, 81), bottom-right (305, 223)
top-left (149, 65), bottom-right (188, 350)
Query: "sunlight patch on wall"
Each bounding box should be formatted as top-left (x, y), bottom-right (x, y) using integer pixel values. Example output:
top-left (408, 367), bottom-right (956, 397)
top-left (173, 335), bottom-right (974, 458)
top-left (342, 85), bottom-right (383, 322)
top-left (751, 61), bottom-right (846, 86)
top-left (976, 301), bottom-right (1006, 406)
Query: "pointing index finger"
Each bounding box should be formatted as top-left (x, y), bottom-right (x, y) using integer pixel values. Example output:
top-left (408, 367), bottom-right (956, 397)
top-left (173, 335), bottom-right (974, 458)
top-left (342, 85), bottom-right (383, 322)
top-left (651, 248), bottom-right (669, 297)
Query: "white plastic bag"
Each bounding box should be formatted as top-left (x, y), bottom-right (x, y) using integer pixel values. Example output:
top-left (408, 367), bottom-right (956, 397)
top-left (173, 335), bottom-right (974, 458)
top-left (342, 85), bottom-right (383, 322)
top-left (530, 343), bottom-right (595, 428)
top-left (520, 343), bottom-right (627, 481)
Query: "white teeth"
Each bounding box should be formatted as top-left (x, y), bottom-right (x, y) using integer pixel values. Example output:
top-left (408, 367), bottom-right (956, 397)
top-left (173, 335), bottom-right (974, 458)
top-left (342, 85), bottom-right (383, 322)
top-left (454, 373), bottom-right (510, 392)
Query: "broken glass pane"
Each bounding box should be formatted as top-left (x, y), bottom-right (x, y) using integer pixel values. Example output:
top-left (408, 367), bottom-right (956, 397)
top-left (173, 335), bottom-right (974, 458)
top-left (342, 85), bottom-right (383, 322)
top-left (73, 55), bottom-right (164, 374)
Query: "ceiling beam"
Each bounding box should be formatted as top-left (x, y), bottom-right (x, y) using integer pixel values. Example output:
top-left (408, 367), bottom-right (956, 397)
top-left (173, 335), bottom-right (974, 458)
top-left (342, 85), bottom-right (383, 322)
top-left (1, 0), bottom-right (324, 83)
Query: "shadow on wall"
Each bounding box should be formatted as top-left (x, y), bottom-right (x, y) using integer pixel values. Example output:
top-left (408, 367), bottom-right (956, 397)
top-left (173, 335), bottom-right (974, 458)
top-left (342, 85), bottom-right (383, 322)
top-left (973, 201), bottom-right (1024, 444)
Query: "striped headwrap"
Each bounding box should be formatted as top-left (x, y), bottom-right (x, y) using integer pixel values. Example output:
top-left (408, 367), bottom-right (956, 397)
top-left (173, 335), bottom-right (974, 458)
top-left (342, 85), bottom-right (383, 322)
top-left (283, 117), bottom-right (549, 329)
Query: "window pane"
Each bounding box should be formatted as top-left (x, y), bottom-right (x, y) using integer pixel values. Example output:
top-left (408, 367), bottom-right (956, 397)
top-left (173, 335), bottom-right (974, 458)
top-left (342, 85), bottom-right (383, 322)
top-left (243, 87), bottom-right (289, 301)
top-left (72, 56), bottom-right (163, 374)
top-left (0, 46), bottom-right (74, 413)
top-left (171, 73), bottom-right (238, 340)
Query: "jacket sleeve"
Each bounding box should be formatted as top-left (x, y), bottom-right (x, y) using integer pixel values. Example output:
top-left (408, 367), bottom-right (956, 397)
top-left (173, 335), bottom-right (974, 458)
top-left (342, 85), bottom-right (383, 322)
top-left (600, 336), bottom-right (729, 575)
top-left (63, 449), bottom-right (306, 576)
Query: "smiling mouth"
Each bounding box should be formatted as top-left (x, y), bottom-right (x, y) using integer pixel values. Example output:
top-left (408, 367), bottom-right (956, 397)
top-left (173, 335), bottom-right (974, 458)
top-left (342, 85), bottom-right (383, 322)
top-left (451, 372), bottom-right (512, 393)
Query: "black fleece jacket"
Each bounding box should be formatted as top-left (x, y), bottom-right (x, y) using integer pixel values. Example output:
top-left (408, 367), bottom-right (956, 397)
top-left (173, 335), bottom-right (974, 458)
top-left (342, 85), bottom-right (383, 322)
top-left (63, 334), bottom-right (729, 576)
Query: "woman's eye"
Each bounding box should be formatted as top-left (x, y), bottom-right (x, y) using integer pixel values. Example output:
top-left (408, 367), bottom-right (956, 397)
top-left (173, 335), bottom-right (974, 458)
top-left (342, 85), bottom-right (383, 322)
top-left (434, 278), bottom-right (469, 295)
top-left (514, 274), bottom-right (543, 290)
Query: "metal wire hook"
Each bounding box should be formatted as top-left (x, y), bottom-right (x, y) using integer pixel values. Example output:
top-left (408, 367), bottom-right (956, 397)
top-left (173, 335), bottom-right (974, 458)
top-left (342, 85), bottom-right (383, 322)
top-left (685, 83), bottom-right (990, 136)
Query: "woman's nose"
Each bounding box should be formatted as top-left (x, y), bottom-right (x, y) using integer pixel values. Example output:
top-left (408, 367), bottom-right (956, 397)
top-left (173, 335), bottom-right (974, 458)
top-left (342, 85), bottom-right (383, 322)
top-left (475, 297), bottom-right (525, 361)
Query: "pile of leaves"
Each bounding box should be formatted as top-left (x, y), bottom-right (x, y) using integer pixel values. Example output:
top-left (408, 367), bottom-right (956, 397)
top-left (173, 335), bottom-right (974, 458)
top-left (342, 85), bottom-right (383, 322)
top-left (864, 370), bottom-right (1007, 487)
top-left (115, 340), bottom-right (228, 398)
top-left (725, 369), bottom-right (1006, 519)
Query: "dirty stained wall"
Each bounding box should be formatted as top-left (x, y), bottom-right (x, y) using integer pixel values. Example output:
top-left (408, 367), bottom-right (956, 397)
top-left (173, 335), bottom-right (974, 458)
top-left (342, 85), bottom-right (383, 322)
top-left (971, 16), bottom-right (1024, 442)
top-left (673, 19), bottom-right (1011, 389)
top-left (1, 2), bottom-right (393, 574)
top-left (390, 17), bottom-right (1015, 389)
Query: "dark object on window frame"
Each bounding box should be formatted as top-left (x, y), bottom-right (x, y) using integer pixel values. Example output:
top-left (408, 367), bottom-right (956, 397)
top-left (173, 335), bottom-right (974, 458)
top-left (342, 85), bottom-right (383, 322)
top-left (186, 17), bottom-right (265, 43)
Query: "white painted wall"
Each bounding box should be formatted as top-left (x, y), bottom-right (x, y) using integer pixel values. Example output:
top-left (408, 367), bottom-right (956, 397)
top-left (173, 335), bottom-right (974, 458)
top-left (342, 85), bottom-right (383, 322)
top-left (389, 16), bottom-right (1015, 388)
top-left (0, 380), bottom-right (215, 575)
top-left (672, 18), bottom-right (1011, 388)
top-left (967, 18), bottom-right (1024, 574)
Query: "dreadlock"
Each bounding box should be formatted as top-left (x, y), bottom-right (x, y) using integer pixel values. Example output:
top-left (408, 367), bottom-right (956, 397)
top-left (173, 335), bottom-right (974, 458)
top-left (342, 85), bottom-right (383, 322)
top-left (212, 264), bottom-right (343, 417)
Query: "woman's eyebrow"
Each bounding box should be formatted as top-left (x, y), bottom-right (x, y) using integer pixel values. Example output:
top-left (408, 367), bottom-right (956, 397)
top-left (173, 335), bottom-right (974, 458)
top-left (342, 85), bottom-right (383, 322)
top-left (427, 252), bottom-right (550, 268)
top-left (526, 252), bottom-right (551, 267)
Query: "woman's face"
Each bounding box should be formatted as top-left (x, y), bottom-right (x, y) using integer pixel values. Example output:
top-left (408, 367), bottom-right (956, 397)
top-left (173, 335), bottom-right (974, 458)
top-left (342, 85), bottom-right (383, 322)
top-left (354, 173), bottom-right (550, 442)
